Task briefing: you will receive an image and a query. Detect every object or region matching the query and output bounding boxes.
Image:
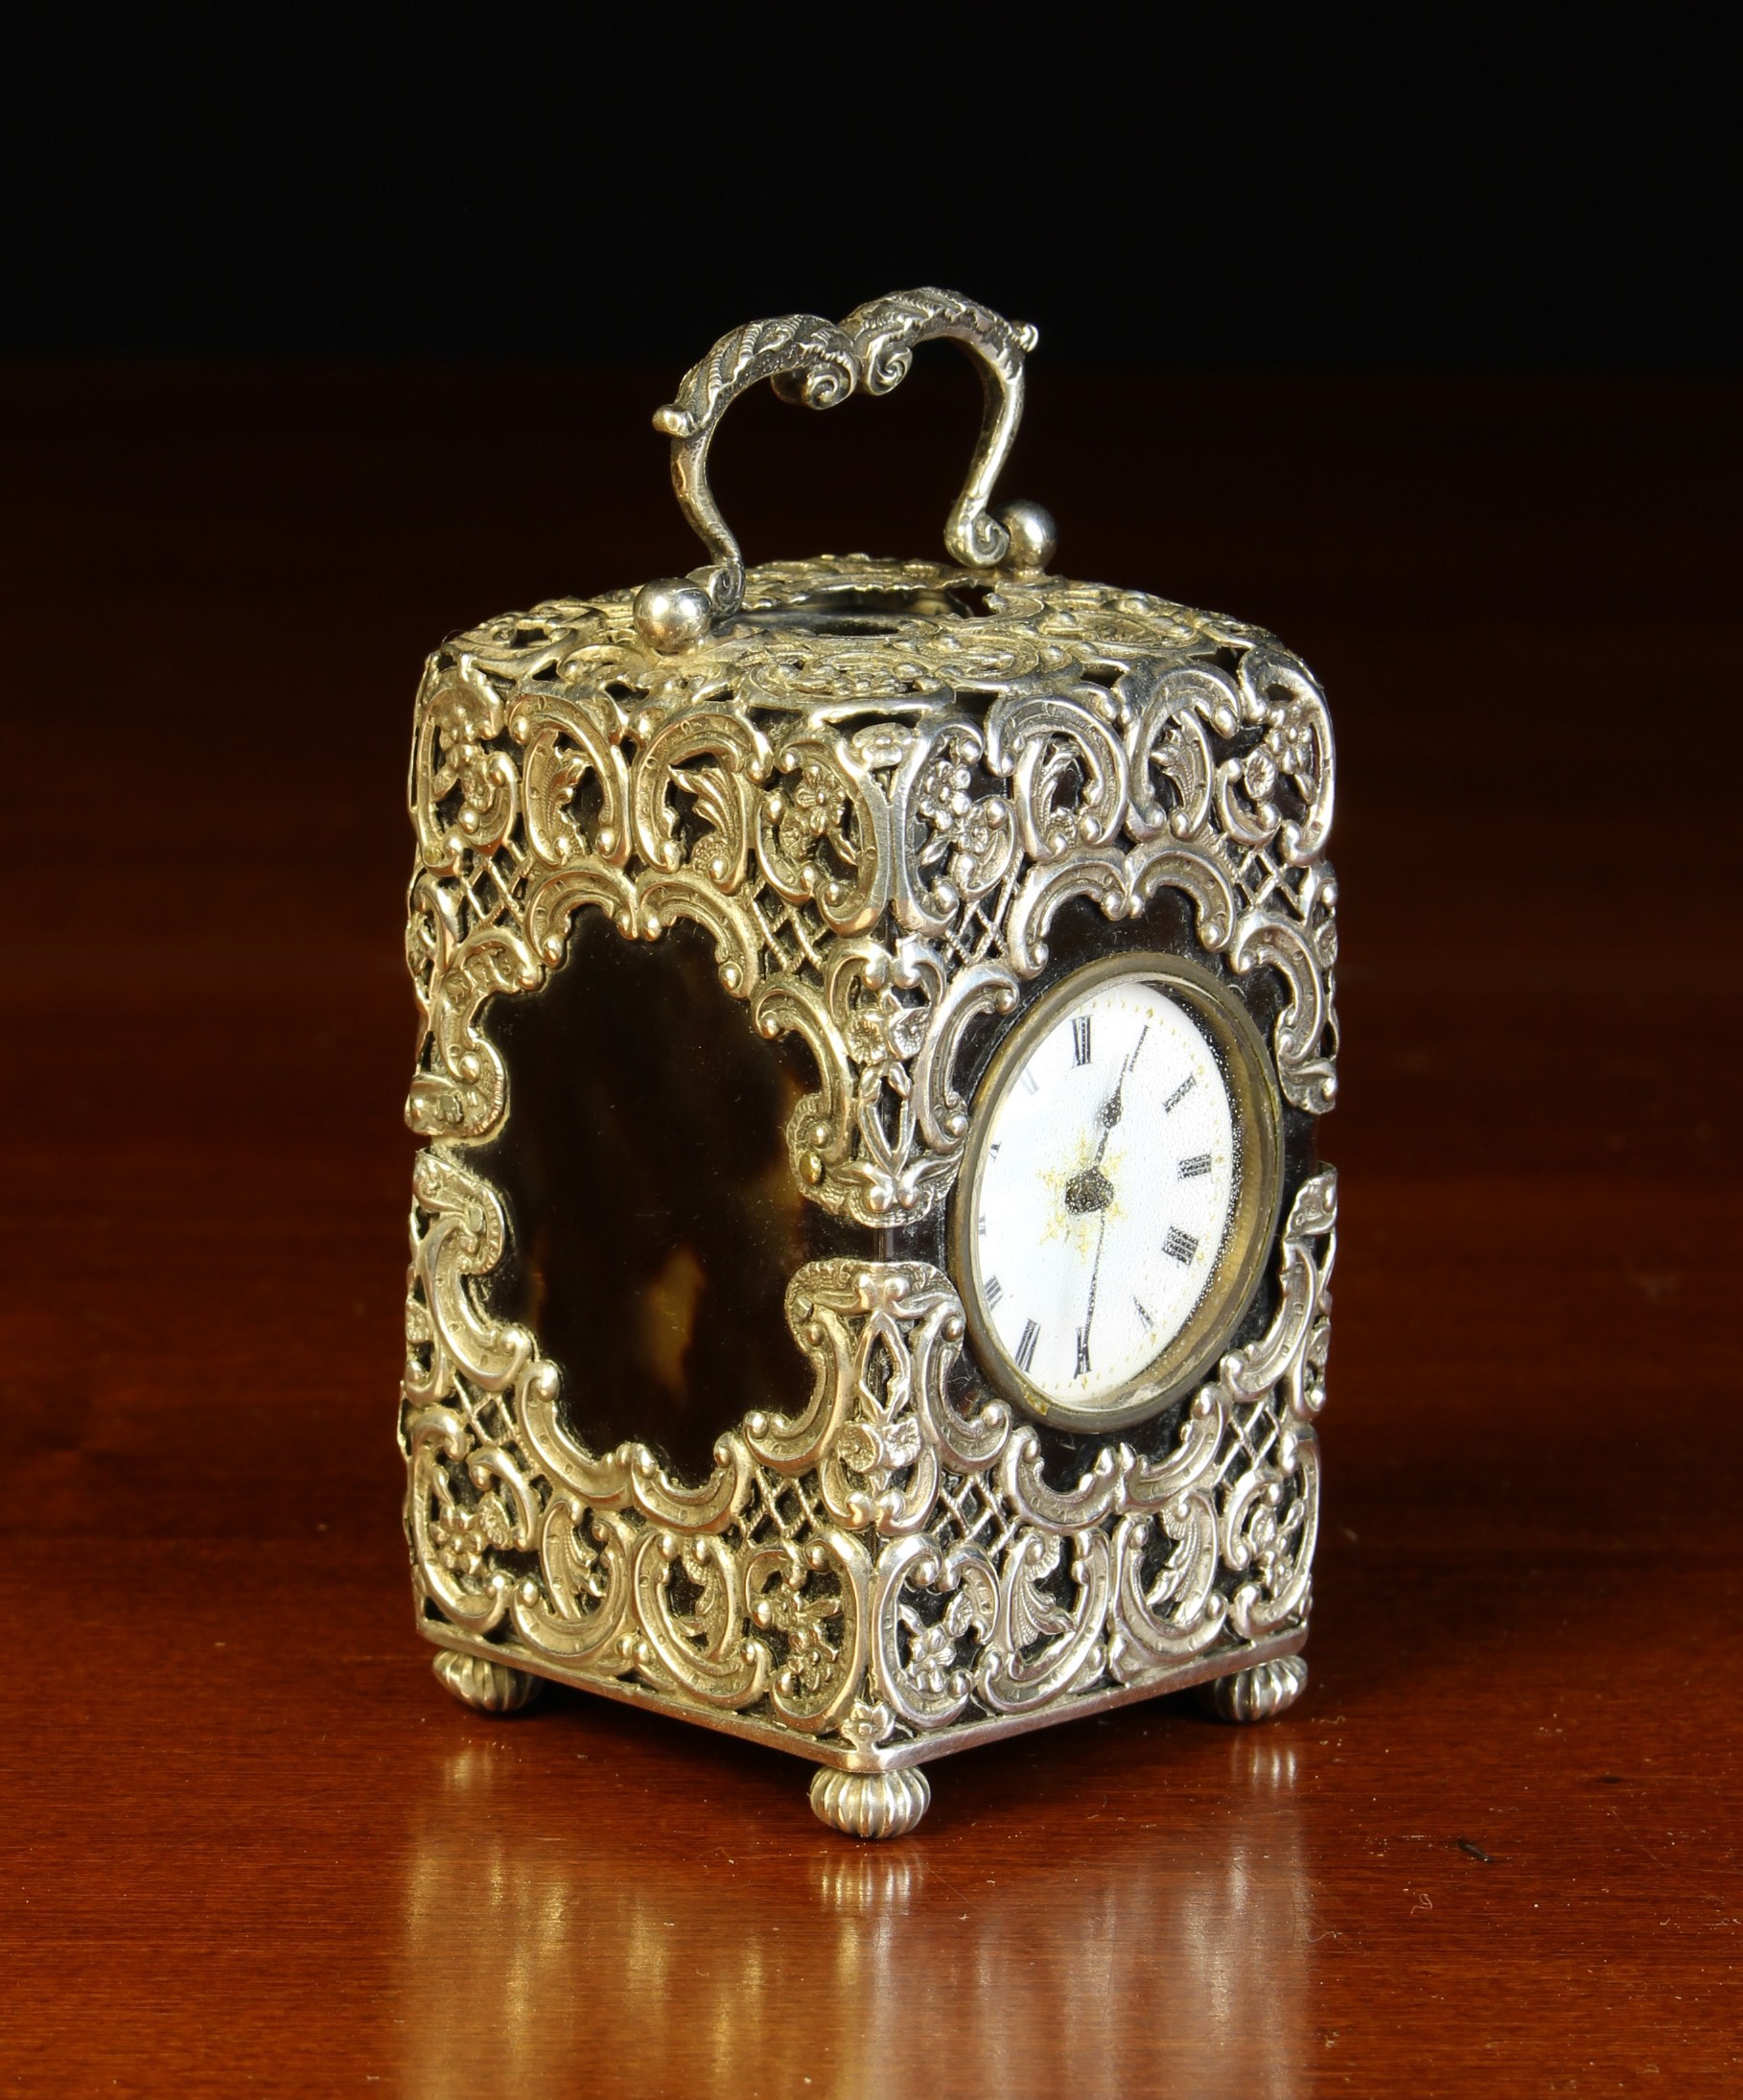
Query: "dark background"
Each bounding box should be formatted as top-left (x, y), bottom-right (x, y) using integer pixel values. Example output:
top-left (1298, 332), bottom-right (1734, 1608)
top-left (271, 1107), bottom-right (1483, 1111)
top-left (6, 12), bottom-right (1736, 369)
top-left (5, 12), bottom-right (1741, 2094)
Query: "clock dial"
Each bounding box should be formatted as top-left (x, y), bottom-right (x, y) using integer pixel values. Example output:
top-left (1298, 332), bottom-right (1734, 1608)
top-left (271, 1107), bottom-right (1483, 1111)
top-left (955, 956), bottom-right (1281, 1431)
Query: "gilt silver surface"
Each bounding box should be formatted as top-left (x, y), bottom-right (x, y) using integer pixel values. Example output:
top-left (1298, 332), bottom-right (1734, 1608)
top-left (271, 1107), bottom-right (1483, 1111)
top-left (400, 288), bottom-right (1340, 1796)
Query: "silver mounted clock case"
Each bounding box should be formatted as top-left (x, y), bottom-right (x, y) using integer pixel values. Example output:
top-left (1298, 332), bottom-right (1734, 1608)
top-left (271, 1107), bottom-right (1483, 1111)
top-left (399, 289), bottom-right (1339, 1839)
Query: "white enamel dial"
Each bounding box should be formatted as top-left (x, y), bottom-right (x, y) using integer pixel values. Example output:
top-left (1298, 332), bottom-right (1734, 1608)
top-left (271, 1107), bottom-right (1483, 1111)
top-left (962, 968), bottom-right (1243, 1418)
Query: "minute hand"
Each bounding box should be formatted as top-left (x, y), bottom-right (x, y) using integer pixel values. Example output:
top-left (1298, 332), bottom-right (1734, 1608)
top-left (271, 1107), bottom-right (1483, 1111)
top-left (1082, 1211), bottom-right (1110, 1365)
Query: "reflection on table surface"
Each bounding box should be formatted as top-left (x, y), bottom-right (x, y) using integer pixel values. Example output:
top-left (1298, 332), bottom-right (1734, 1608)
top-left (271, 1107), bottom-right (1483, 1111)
top-left (400, 1711), bottom-right (1311, 2098)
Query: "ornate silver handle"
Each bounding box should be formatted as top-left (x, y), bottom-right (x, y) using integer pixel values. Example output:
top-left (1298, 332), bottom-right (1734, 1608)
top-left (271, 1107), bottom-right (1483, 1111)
top-left (641, 288), bottom-right (1048, 648)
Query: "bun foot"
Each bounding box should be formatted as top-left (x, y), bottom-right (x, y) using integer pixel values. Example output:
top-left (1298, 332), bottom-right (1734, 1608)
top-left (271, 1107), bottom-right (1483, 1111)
top-left (1197, 1653), bottom-right (1308, 1724)
top-left (809, 1765), bottom-right (931, 1840)
top-left (432, 1649), bottom-right (545, 1715)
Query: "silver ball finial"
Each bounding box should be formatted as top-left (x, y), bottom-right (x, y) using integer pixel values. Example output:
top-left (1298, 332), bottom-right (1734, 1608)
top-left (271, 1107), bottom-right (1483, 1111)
top-left (634, 577), bottom-right (714, 654)
top-left (995, 499), bottom-right (1057, 573)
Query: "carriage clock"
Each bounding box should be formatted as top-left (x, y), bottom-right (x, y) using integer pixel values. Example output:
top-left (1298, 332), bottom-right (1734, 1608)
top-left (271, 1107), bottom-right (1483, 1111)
top-left (400, 289), bottom-right (1338, 1838)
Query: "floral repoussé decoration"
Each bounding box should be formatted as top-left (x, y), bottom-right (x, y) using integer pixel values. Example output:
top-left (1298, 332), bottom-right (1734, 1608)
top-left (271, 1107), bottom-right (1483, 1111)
top-left (401, 548), bottom-right (1338, 1775)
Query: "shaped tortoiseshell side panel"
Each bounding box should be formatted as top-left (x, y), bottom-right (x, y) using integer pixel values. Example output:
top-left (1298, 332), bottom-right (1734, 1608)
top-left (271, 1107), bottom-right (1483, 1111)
top-left (473, 917), bottom-right (863, 1482)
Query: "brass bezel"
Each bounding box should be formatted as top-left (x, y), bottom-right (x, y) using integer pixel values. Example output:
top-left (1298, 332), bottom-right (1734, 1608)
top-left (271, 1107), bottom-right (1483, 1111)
top-left (950, 952), bottom-right (1285, 1435)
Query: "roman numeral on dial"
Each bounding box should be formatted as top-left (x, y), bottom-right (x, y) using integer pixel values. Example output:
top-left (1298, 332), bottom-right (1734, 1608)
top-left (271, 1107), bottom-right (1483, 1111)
top-left (984, 1274), bottom-right (1004, 1307)
top-left (1163, 1074), bottom-right (1197, 1112)
top-left (1163, 1225), bottom-right (1199, 1264)
top-left (1014, 1319), bottom-right (1040, 1373)
top-left (1179, 1152), bottom-right (1212, 1179)
top-left (1075, 1326), bottom-right (1091, 1376)
top-left (1072, 1016), bottom-right (1093, 1065)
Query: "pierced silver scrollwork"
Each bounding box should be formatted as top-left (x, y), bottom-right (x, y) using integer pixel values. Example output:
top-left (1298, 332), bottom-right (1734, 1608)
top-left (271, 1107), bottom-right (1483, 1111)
top-left (403, 1125), bottom-right (1336, 1758)
top-left (402, 346), bottom-right (1339, 1772)
top-left (404, 558), bottom-right (1336, 1214)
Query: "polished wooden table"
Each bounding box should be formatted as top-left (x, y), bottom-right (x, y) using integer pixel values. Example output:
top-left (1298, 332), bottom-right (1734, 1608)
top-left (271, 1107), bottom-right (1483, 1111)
top-left (3, 363), bottom-right (1737, 2094)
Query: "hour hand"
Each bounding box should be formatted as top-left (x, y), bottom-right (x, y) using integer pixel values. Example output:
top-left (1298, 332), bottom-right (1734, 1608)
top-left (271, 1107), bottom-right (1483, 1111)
top-left (1095, 1029), bottom-right (1148, 1141)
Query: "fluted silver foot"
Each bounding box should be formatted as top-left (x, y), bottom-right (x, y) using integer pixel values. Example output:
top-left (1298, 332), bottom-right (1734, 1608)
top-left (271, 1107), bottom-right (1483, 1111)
top-left (432, 1648), bottom-right (546, 1715)
top-left (809, 1765), bottom-right (931, 1840)
top-left (1197, 1653), bottom-right (1308, 1724)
